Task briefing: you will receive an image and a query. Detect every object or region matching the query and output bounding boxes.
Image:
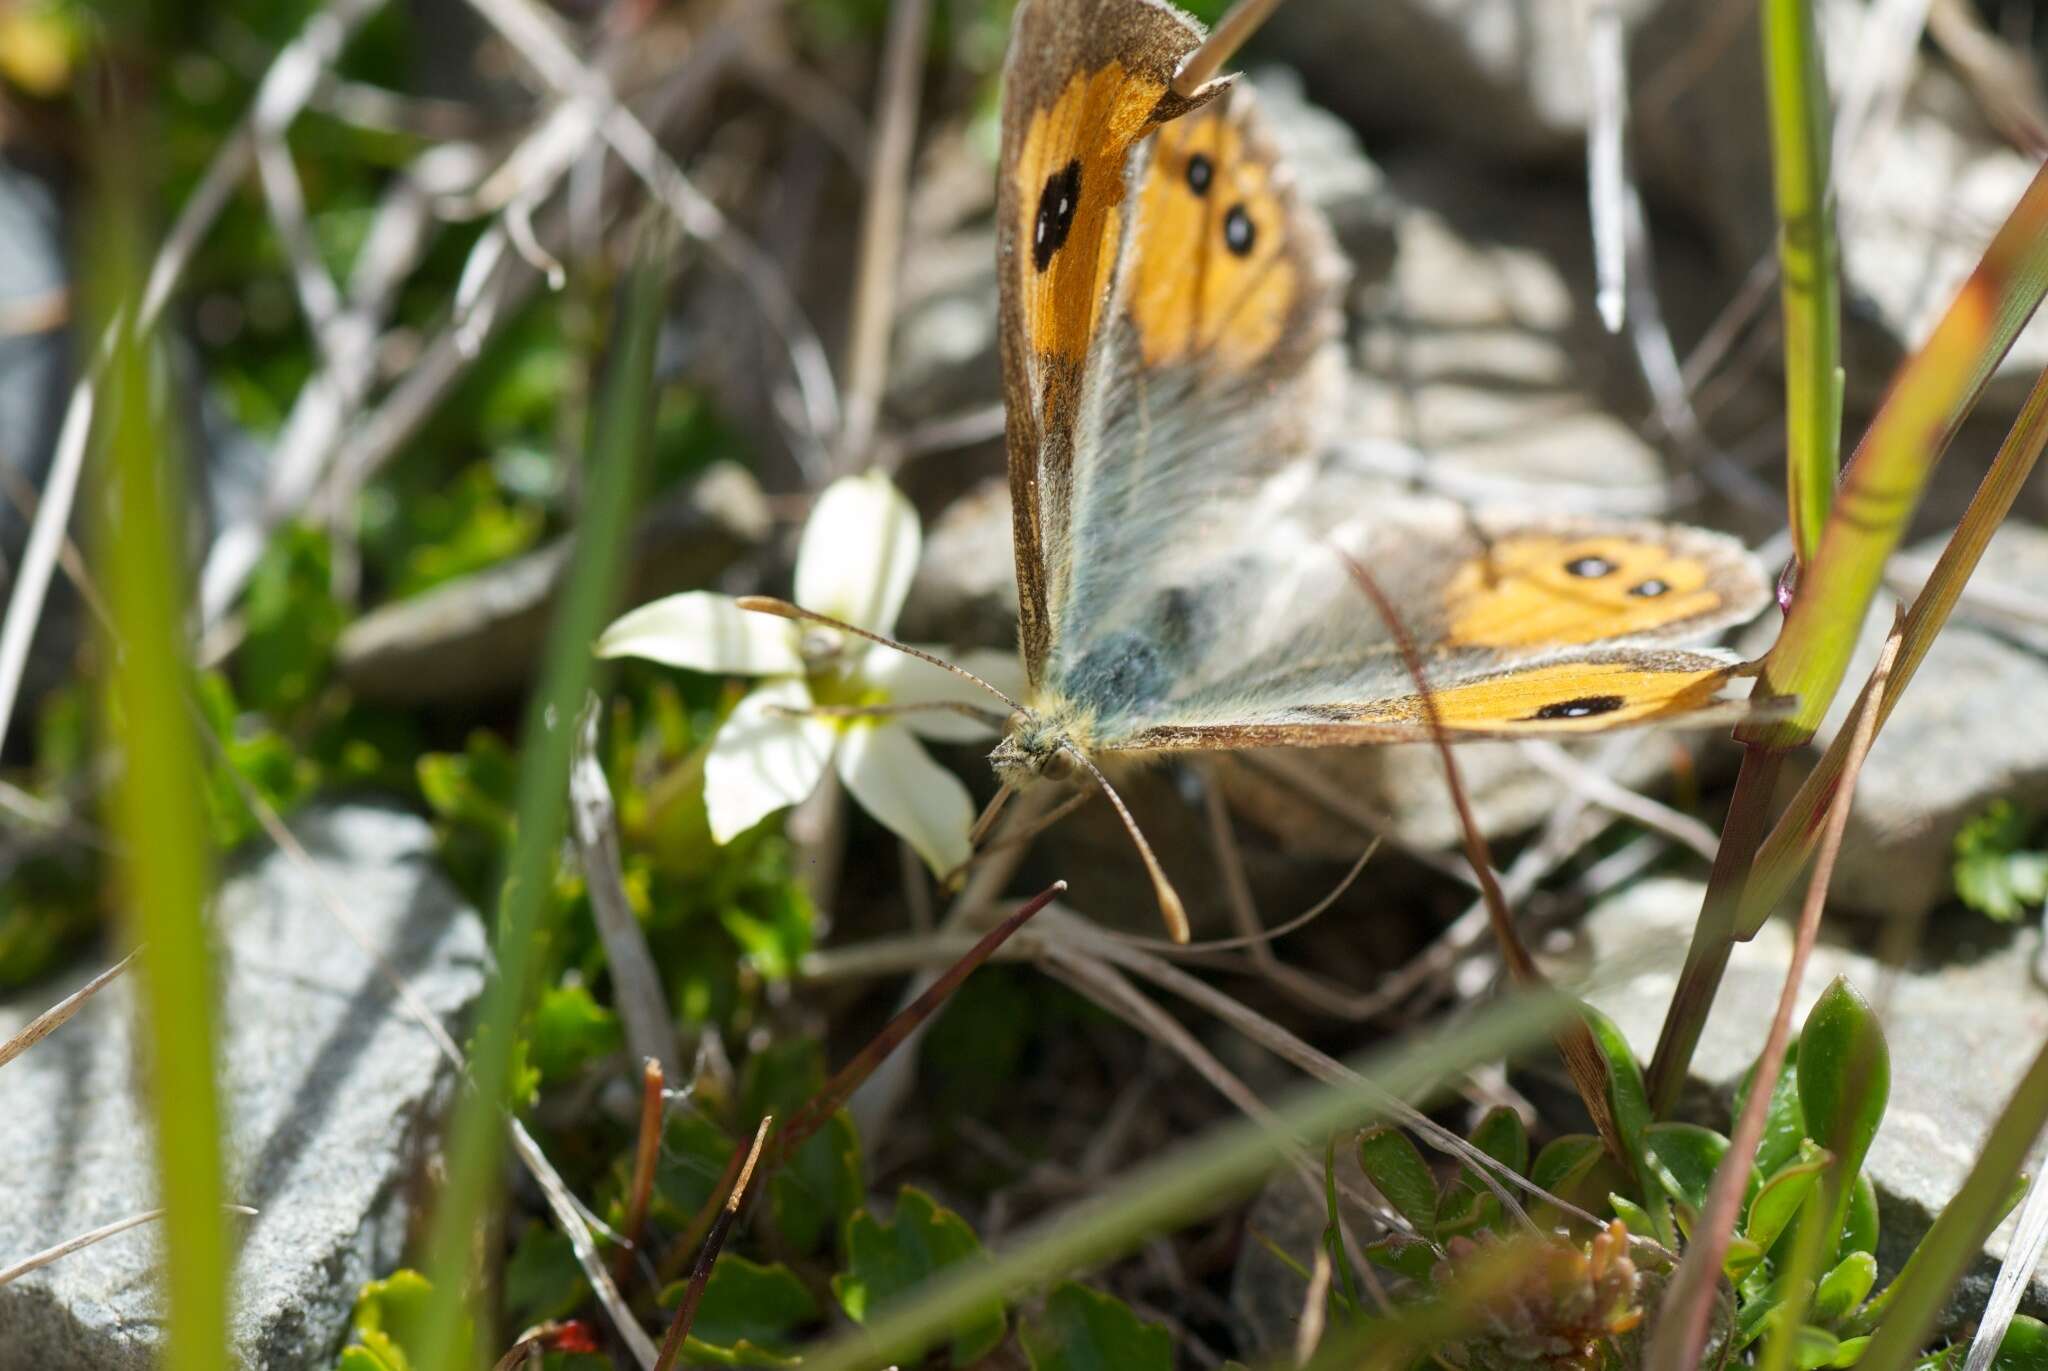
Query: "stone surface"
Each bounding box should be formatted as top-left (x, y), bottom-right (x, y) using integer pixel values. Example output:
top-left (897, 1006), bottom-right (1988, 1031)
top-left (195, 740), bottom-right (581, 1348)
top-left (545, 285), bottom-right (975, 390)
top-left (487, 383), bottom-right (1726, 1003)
top-left (1629, 0), bottom-right (2048, 413)
top-left (1744, 532), bottom-right (2048, 919)
top-left (1574, 876), bottom-right (2048, 1326)
top-left (0, 804), bottom-right (488, 1370)
top-left (0, 158), bottom-right (80, 725)
top-left (337, 461), bottom-right (770, 704)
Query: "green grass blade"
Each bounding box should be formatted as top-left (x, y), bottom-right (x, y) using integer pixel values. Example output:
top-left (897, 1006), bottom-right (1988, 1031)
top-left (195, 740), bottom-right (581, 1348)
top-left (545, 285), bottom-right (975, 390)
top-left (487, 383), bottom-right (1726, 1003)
top-left (1742, 162), bottom-right (2048, 750)
top-left (797, 986), bottom-right (1576, 1371)
top-left (1762, 0), bottom-right (1842, 563)
top-left (1852, 1034), bottom-right (2048, 1370)
top-left (415, 234), bottom-right (670, 1368)
top-left (1738, 359), bottom-right (2048, 932)
top-left (91, 141), bottom-right (228, 1369)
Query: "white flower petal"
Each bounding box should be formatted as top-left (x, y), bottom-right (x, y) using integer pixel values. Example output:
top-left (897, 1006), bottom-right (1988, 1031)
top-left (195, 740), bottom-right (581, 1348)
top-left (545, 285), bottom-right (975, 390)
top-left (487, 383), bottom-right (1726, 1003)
top-left (598, 592), bottom-right (803, 676)
top-left (835, 722), bottom-right (976, 877)
top-left (795, 471), bottom-right (922, 635)
top-left (705, 679), bottom-right (834, 843)
top-left (866, 647), bottom-right (1028, 741)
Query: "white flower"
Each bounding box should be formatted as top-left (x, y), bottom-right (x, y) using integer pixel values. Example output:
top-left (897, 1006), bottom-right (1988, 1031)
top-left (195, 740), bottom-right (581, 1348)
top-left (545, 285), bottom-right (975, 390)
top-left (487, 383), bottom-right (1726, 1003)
top-left (596, 471), bottom-right (1021, 876)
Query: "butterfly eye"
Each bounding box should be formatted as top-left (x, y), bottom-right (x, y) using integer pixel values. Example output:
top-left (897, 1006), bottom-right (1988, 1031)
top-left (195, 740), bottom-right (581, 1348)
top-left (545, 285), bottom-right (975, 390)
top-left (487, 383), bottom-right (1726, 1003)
top-left (1563, 555), bottom-right (1616, 578)
top-left (1630, 578), bottom-right (1671, 598)
top-left (1185, 152), bottom-right (1213, 195)
top-left (1528, 695), bottom-right (1625, 721)
top-left (1034, 159), bottom-right (1082, 272)
top-left (1223, 204), bottom-right (1255, 257)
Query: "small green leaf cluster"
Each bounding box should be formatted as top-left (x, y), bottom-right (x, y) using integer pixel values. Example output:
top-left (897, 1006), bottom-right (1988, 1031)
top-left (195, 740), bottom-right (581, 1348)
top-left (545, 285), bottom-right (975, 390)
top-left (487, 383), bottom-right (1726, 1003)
top-left (333, 1031), bottom-right (1176, 1367)
top-left (1333, 979), bottom-right (2031, 1369)
top-left (1953, 800), bottom-right (2048, 922)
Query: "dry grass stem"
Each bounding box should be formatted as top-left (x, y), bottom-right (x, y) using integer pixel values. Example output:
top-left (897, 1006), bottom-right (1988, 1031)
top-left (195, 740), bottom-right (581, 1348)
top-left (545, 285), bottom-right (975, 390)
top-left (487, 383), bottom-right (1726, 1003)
top-left (653, 1116), bottom-right (774, 1371)
top-left (614, 1057), bottom-right (667, 1291)
top-left (0, 951), bottom-right (136, 1072)
top-left (569, 695), bottom-right (681, 1078)
top-left (836, 0), bottom-right (931, 469)
top-left (0, 1205), bottom-right (258, 1288)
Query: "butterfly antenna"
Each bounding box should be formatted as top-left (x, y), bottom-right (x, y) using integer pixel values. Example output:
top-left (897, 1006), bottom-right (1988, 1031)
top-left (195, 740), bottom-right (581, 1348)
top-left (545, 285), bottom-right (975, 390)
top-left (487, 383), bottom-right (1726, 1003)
top-left (1060, 743), bottom-right (1190, 944)
top-left (736, 597), bottom-right (1023, 711)
top-left (1173, 0), bottom-right (1288, 97)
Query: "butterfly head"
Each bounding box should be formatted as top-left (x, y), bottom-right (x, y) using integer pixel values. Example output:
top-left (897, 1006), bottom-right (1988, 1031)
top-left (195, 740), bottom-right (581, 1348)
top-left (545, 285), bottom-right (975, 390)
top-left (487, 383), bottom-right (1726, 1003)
top-left (988, 702), bottom-right (1089, 788)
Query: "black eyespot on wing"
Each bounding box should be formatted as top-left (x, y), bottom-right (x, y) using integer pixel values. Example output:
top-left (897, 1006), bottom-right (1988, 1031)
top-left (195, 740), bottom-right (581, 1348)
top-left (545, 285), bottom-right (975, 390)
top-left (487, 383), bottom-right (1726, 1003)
top-left (1185, 152), bottom-right (1213, 195)
top-left (1526, 695), bottom-right (1626, 721)
top-left (1564, 555), bottom-right (1616, 578)
top-left (1630, 578), bottom-right (1671, 598)
top-left (1223, 204), bottom-right (1255, 256)
top-left (1034, 160), bottom-right (1082, 272)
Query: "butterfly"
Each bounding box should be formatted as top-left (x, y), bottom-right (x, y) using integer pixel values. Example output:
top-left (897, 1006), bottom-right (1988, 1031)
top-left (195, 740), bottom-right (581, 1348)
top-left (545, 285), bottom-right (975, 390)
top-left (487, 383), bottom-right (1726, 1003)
top-left (748, 0), bottom-right (1769, 940)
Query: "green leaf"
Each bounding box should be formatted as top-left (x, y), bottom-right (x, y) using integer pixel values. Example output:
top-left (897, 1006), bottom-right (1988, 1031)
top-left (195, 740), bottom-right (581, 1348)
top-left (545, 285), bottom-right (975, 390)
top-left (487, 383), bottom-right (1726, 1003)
top-left (342, 1269), bottom-right (472, 1371)
top-left (1725, 1234), bottom-right (1766, 1281)
top-left (1839, 1172), bottom-right (1880, 1261)
top-left (833, 1187), bottom-right (1005, 1366)
top-left (1362, 1236), bottom-right (1439, 1283)
top-left (1610, 1192), bottom-right (1663, 1243)
top-left (742, 1038), bottom-right (827, 1122)
top-left (1954, 801), bottom-right (2048, 921)
top-left (1356, 1127), bottom-right (1438, 1239)
top-left (718, 878), bottom-right (815, 981)
top-left (528, 983), bottom-right (622, 1084)
top-left (1798, 978), bottom-right (1891, 1243)
top-left (1468, 1106), bottom-right (1530, 1178)
top-left (1813, 1251), bottom-right (1877, 1324)
top-left (1748, 1140), bottom-right (1831, 1254)
top-left (1738, 1041), bottom-right (1811, 1180)
top-left (669, 1254), bottom-right (819, 1356)
top-left (1443, 1107), bottom-right (1529, 1233)
top-left (651, 1111), bottom-right (745, 1227)
top-left (1794, 1323), bottom-right (1845, 1369)
top-left (1646, 1121), bottom-right (1733, 1214)
top-left (1585, 1007), bottom-right (1654, 1163)
top-left (773, 1110), bottom-right (864, 1256)
top-left (1021, 1282), bottom-right (1172, 1371)
top-left (1530, 1134), bottom-right (1605, 1198)
top-left (1992, 1315), bottom-right (2048, 1370)
top-left (503, 1222), bottom-right (589, 1328)
top-left (238, 522), bottom-right (343, 719)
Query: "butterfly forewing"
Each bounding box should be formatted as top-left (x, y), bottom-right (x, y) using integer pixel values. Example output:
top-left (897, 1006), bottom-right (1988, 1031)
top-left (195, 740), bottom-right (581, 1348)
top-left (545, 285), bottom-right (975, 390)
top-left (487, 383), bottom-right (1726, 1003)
top-left (996, 0), bottom-right (1228, 683)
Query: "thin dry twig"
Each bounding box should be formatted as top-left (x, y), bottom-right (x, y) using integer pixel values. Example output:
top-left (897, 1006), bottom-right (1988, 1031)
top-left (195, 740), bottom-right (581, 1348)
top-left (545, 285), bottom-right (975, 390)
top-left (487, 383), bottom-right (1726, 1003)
top-left (1648, 622), bottom-right (1902, 1371)
top-left (0, 1205), bottom-right (258, 1288)
top-left (1583, 0), bottom-right (1629, 332)
top-left (570, 694), bottom-right (681, 1079)
top-left (511, 1118), bottom-right (660, 1368)
top-left (614, 1057), bottom-right (667, 1291)
top-left (0, 951), bottom-right (135, 1072)
top-left (1337, 551), bottom-right (1625, 1165)
top-left (653, 1116), bottom-right (774, 1371)
top-left (457, 0), bottom-right (840, 465)
top-left (0, 0), bottom-right (386, 752)
top-left (837, 0), bottom-right (932, 470)
top-left (774, 882), bottom-right (1066, 1165)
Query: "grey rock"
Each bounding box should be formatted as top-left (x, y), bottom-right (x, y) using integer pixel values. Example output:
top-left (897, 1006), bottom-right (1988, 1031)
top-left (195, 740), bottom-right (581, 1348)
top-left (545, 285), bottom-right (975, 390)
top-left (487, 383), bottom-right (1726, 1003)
top-left (337, 461), bottom-right (771, 704)
top-left (0, 158), bottom-right (80, 718)
top-left (1630, 0), bottom-right (2048, 412)
top-left (1576, 876), bottom-right (2048, 1327)
top-left (1258, 0), bottom-right (1599, 159)
top-left (0, 803), bottom-right (488, 1370)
